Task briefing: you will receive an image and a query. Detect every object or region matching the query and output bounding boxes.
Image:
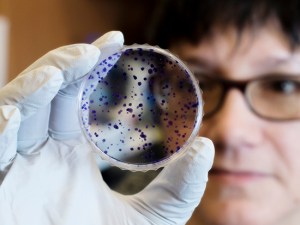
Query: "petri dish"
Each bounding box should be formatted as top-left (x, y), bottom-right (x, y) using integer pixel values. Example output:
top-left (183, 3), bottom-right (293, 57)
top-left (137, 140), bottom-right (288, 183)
top-left (79, 44), bottom-right (203, 171)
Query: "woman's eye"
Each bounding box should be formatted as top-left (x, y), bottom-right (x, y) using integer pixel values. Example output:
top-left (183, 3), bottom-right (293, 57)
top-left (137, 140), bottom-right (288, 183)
top-left (267, 80), bottom-right (300, 94)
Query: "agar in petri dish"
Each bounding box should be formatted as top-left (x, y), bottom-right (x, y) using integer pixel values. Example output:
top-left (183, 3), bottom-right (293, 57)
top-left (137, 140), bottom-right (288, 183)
top-left (79, 44), bottom-right (203, 171)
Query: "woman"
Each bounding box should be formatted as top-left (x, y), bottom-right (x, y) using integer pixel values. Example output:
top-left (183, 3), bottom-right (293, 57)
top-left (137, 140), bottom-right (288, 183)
top-left (147, 0), bottom-right (300, 224)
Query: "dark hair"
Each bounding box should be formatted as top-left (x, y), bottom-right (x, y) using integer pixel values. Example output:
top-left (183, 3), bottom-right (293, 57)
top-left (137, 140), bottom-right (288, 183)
top-left (146, 0), bottom-right (300, 49)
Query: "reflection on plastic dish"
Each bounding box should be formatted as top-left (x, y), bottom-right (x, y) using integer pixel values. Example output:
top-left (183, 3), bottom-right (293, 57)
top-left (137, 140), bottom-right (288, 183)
top-left (79, 44), bottom-right (203, 171)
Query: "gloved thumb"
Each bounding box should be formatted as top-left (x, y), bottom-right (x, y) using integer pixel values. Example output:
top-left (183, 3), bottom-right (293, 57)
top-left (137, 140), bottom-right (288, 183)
top-left (129, 137), bottom-right (214, 225)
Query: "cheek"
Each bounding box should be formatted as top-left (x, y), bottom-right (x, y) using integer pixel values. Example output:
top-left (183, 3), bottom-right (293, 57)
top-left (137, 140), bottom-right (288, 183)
top-left (199, 119), bottom-right (300, 203)
top-left (267, 122), bottom-right (300, 201)
top-left (197, 121), bottom-right (300, 224)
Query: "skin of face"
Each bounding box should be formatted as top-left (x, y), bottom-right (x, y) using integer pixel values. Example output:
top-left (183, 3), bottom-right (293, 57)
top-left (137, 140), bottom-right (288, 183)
top-left (170, 20), bottom-right (300, 225)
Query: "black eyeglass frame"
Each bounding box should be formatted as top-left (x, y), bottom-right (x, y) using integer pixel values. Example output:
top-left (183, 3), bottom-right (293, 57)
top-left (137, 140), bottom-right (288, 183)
top-left (199, 74), bottom-right (300, 121)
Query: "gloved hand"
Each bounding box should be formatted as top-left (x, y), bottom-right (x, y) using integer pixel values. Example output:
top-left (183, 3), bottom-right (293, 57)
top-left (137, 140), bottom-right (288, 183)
top-left (0, 31), bottom-right (214, 225)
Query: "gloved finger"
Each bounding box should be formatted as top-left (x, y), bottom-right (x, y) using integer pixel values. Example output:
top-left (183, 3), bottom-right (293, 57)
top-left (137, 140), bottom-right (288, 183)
top-left (0, 67), bottom-right (64, 150)
top-left (92, 31), bottom-right (124, 60)
top-left (0, 105), bottom-right (20, 183)
top-left (0, 44), bottom-right (100, 149)
top-left (0, 43), bottom-right (100, 120)
top-left (49, 31), bottom-right (124, 140)
top-left (19, 43), bottom-right (101, 88)
top-left (129, 137), bottom-right (214, 225)
top-left (0, 67), bottom-right (63, 120)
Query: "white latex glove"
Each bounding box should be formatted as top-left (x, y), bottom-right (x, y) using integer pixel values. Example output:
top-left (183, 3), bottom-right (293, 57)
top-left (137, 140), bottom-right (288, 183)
top-left (0, 31), bottom-right (214, 225)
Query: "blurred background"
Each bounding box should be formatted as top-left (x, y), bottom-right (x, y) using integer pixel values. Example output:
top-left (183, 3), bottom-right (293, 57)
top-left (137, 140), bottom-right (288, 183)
top-left (0, 0), bottom-right (159, 85)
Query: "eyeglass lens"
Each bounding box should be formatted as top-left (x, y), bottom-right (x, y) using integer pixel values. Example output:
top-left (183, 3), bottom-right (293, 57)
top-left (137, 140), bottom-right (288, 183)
top-left (198, 75), bottom-right (300, 120)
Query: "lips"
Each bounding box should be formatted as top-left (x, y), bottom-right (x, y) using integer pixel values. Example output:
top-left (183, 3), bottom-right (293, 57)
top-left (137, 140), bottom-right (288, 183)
top-left (209, 168), bottom-right (270, 184)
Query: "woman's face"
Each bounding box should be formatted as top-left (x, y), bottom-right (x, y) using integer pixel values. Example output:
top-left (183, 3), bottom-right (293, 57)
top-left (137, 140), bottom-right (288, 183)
top-left (170, 22), bottom-right (300, 225)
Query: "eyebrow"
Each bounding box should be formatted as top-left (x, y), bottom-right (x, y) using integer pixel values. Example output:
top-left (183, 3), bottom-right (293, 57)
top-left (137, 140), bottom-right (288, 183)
top-left (253, 56), bottom-right (292, 69)
top-left (185, 54), bottom-right (295, 74)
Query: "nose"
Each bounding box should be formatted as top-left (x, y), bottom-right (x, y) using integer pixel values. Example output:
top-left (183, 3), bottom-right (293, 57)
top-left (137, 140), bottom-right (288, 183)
top-left (200, 89), bottom-right (263, 152)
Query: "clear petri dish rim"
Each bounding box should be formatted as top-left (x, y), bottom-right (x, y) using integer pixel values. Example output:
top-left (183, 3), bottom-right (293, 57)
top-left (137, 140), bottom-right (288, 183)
top-left (78, 44), bottom-right (203, 171)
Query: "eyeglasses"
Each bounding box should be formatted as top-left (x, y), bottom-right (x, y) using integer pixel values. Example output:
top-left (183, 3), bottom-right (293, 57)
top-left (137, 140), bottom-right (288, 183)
top-left (196, 74), bottom-right (300, 121)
